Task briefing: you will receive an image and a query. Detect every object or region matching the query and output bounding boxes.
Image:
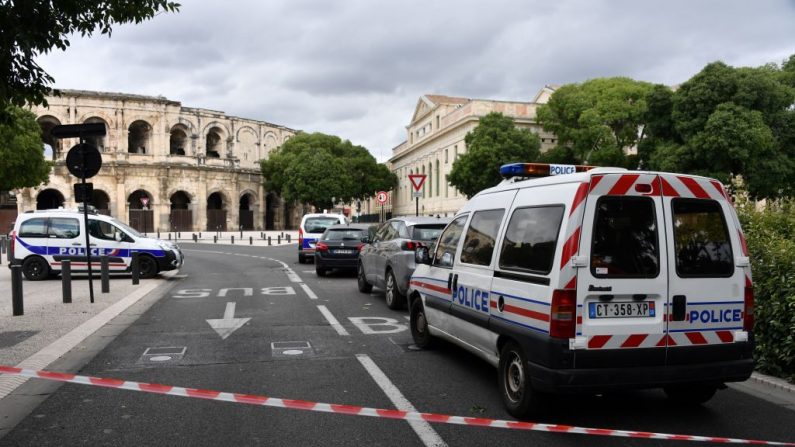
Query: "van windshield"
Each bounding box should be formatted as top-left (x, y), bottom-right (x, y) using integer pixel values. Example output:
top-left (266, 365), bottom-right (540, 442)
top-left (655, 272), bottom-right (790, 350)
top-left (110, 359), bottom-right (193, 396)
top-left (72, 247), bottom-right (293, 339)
top-left (305, 217), bottom-right (340, 234)
top-left (111, 218), bottom-right (143, 238)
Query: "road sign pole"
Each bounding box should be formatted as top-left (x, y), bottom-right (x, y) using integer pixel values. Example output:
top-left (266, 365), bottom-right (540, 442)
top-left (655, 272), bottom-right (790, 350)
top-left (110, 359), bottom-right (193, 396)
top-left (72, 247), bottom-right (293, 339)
top-left (415, 196), bottom-right (419, 217)
top-left (80, 137), bottom-right (95, 304)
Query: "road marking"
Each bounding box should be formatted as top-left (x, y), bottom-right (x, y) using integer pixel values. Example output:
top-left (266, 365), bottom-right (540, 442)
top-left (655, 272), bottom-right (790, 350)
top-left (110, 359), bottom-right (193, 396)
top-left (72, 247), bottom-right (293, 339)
top-left (300, 283), bottom-right (318, 300)
top-left (356, 354), bottom-right (447, 447)
top-left (317, 305), bottom-right (349, 336)
top-left (206, 302), bottom-right (251, 340)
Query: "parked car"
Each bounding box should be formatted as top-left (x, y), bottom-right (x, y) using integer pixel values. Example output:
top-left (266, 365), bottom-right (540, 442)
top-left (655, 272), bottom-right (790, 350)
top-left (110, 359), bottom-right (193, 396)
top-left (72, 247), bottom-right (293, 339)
top-left (314, 223), bottom-right (372, 276)
top-left (298, 213), bottom-right (349, 263)
top-left (358, 216), bottom-right (451, 309)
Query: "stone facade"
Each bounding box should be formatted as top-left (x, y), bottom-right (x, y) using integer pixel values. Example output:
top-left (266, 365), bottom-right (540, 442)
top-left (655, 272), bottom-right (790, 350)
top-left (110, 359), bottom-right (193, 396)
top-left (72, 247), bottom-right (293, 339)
top-left (19, 90), bottom-right (300, 232)
top-left (387, 86), bottom-right (558, 217)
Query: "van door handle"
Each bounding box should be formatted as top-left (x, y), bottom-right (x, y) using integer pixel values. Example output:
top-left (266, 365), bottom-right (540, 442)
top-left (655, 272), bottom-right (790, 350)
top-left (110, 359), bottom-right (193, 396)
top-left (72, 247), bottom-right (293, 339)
top-left (451, 274), bottom-right (458, 293)
top-left (71, 242), bottom-right (81, 246)
top-left (672, 295), bottom-right (687, 321)
top-left (447, 273), bottom-right (453, 290)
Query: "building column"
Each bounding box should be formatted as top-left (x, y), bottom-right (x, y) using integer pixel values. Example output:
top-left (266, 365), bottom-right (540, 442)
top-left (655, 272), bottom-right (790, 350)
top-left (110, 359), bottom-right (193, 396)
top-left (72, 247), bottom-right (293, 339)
top-left (196, 171), bottom-right (207, 231)
top-left (258, 183), bottom-right (265, 231)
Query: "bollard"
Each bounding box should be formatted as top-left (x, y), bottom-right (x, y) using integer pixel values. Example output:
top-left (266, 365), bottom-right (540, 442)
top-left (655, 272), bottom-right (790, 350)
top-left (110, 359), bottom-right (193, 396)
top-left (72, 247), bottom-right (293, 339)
top-left (249, 236), bottom-right (253, 245)
top-left (214, 235), bottom-right (217, 244)
top-left (240, 230), bottom-right (243, 239)
top-left (100, 255), bottom-right (110, 293)
top-left (131, 252), bottom-right (140, 285)
top-left (268, 236), bottom-right (271, 246)
top-left (261, 232), bottom-right (264, 239)
top-left (277, 235), bottom-right (281, 244)
top-left (178, 232), bottom-right (181, 239)
top-left (62, 259), bottom-right (72, 303)
top-left (199, 232), bottom-right (202, 238)
top-left (193, 233), bottom-right (197, 242)
top-left (231, 235), bottom-right (235, 244)
top-left (168, 233), bottom-right (171, 241)
top-left (157, 231), bottom-right (160, 239)
top-left (11, 264), bottom-right (24, 316)
top-left (0, 237), bottom-right (4, 266)
top-left (287, 234), bottom-right (291, 243)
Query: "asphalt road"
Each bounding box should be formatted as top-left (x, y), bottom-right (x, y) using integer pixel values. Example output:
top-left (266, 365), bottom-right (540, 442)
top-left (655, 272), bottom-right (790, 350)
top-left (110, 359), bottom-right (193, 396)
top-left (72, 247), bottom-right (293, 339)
top-left (2, 244), bottom-right (793, 446)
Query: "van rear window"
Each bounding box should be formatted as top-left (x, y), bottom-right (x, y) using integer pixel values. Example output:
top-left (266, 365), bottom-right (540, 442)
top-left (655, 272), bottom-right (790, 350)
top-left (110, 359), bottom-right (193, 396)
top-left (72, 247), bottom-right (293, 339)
top-left (672, 199), bottom-right (733, 277)
top-left (304, 217), bottom-right (340, 233)
top-left (591, 196), bottom-right (659, 278)
top-left (18, 218), bottom-right (49, 238)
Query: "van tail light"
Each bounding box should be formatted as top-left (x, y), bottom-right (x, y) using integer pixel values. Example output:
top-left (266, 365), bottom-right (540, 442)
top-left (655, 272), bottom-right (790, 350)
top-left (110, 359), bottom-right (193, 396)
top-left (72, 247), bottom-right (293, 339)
top-left (550, 289), bottom-right (576, 339)
top-left (316, 242), bottom-right (329, 252)
top-left (9, 230), bottom-right (15, 261)
top-left (401, 241), bottom-right (424, 251)
top-left (298, 228), bottom-right (303, 245)
top-left (743, 281), bottom-right (754, 331)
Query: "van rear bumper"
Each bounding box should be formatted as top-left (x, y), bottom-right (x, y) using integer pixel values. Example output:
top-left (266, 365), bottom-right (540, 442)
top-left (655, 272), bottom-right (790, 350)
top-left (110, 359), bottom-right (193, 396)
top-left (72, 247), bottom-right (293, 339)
top-left (529, 355), bottom-right (754, 393)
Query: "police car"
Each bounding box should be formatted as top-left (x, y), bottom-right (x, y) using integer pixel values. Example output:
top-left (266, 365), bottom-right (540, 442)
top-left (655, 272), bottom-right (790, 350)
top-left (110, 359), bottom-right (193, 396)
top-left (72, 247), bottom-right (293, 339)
top-left (408, 163), bottom-right (754, 417)
top-left (9, 208), bottom-right (183, 280)
top-left (298, 213), bottom-right (349, 263)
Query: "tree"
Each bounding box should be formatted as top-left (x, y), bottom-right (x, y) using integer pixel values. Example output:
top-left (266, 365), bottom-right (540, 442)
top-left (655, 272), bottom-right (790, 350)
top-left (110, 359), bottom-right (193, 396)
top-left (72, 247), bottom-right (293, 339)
top-left (447, 112), bottom-right (540, 198)
top-left (0, 105), bottom-right (51, 190)
top-left (260, 132), bottom-right (397, 210)
top-left (0, 0), bottom-right (180, 122)
top-left (536, 77), bottom-right (654, 165)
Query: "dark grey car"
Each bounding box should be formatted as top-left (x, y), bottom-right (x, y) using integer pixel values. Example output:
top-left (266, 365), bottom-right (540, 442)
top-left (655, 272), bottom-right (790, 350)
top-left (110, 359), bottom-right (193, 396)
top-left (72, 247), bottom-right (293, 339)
top-left (357, 216), bottom-right (451, 309)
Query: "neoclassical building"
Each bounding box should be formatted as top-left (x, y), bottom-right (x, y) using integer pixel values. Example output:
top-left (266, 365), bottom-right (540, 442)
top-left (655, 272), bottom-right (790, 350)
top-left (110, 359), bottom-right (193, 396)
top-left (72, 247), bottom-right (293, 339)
top-left (387, 86), bottom-right (559, 217)
top-left (17, 90), bottom-right (300, 232)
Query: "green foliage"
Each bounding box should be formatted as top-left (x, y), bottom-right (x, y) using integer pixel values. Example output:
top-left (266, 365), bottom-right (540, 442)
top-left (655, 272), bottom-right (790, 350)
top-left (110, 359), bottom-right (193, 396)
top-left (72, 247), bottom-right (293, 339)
top-left (260, 132), bottom-right (396, 210)
top-left (0, 105), bottom-right (51, 190)
top-left (736, 195), bottom-right (795, 382)
top-left (447, 112), bottom-right (540, 198)
top-left (536, 77), bottom-right (654, 165)
top-left (0, 0), bottom-right (180, 121)
top-left (645, 56), bottom-right (795, 199)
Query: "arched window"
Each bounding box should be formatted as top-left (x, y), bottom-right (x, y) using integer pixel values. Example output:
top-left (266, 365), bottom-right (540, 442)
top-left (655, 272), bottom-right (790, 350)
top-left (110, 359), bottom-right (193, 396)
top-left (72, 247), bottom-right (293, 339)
top-left (128, 120), bottom-right (151, 154)
top-left (170, 125), bottom-right (188, 155)
top-left (84, 117), bottom-right (108, 152)
top-left (206, 127), bottom-right (223, 158)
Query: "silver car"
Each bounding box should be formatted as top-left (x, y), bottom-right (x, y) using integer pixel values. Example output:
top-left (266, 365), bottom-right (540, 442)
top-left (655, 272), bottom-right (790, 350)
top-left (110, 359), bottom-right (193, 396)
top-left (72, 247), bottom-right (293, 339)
top-left (357, 216), bottom-right (451, 309)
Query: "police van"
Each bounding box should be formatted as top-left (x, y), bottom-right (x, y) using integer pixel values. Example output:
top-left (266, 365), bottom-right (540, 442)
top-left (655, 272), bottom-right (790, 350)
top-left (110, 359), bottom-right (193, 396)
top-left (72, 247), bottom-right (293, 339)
top-left (9, 208), bottom-right (183, 280)
top-left (408, 163), bottom-right (754, 417)
top-left (298, 213), bottom-right (349, 263)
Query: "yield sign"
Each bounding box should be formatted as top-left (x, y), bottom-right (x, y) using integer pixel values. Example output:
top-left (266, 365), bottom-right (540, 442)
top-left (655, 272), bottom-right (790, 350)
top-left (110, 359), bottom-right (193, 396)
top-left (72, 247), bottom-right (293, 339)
top-left (408, 174), bottom-right (427, 191)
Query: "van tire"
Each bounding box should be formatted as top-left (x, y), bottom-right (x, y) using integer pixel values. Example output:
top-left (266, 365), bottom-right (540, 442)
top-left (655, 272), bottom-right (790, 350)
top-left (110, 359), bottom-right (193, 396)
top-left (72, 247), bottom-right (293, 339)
top-left (385, 270), bottom-right (405, 309)
top-left (663, 384), bottom-right (718, 405)
top-left (298, 254), bottom-right (307, 264)
top-left (410, 298), bottom-right (434, 349)
top-left (138, 255), bottom-right (158, 279)
top-left (499, 340), bottom-right (545, 418)
top-left (22, 256), bottom-right (50, 281)
top-left (357, 262), bottom-right (372, 293)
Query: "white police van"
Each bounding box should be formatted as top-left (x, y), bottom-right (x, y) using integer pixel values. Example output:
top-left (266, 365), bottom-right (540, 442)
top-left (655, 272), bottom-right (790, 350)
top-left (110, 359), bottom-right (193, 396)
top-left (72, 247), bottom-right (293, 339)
top-left (9, 208), bottom-right (183, 280)
top-left (408, 163), bottom-right (754, 417)
top-left (298, 213), bottom-right (349, 263)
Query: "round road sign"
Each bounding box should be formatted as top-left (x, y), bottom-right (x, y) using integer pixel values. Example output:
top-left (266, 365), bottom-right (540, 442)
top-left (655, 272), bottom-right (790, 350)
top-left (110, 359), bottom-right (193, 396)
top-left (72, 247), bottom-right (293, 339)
top-left (65, 143), bottom-right (102, 178)
top-left (376, 191), bottom-right (388, 204)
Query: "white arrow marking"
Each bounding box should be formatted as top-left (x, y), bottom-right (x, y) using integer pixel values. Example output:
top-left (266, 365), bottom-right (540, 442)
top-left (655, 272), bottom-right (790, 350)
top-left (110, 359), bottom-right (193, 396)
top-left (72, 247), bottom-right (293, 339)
top-left (206, 302), bottom-right (251, 340)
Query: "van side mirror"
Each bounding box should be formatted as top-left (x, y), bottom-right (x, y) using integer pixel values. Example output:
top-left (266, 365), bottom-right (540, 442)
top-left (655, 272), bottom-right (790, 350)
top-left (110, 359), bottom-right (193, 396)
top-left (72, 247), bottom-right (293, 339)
top-left (415, 246), bottom-right (431, 265)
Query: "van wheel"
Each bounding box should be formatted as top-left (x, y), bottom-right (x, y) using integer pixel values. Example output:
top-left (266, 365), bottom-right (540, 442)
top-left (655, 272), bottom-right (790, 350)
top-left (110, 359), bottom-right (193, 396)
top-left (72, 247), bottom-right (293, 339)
top-left (410, 298), bottom-right (434, 348)
top-left (357, 262), bottom-right (372, 293)
top-left (499, 341), bottom-right (545, 418)
top-left (22, 256), bottom-right (50, 281)
top-left (138, 255), bottom-right (158, 279)
top-left (298, 254), bottom-right (307, 264)
top-left (663, 384), bottom-right (718, 405)
top-left (385, 270), bottom-right (405, 310)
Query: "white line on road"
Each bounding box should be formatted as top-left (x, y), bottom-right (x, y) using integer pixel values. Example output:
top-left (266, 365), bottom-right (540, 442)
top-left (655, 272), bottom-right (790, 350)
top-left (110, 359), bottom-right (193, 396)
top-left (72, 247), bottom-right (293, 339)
top-left (356, 354), bottom-right (447, 447)
top-left (300, 283), bottom-right (318, 300)
top-left (316, 305), bottom-right (349, 336)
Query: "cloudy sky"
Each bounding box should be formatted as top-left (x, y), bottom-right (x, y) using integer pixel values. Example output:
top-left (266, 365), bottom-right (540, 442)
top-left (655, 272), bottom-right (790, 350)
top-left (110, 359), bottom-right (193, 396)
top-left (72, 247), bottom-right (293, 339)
top-left (36, 0), bottom-right (794, 161)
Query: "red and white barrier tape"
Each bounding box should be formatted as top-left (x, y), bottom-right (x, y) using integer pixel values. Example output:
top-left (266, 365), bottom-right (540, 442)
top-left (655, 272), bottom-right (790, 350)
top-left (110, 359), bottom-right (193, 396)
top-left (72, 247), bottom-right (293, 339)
top-left (1, 365), bottom-right (792, 445)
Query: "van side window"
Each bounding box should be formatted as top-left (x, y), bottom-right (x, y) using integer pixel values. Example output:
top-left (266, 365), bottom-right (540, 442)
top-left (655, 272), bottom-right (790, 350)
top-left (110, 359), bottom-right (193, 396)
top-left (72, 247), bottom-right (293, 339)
top-left (460, 209), bottom-right (505, 267)
top-left (48, 218), bottom-right (80, 239)
top-left (591, 196), bottom-right (659, 278)
top-left (672, 199), bottom-right (733, 277)
top-left (499, 205), bottom-right (564, 274)
top-left (433, 215), bottom-right (468, 268)
top-left (89, 220), bottom-right (126, 241)
top-left (18, 218), bottom-right (49, 238)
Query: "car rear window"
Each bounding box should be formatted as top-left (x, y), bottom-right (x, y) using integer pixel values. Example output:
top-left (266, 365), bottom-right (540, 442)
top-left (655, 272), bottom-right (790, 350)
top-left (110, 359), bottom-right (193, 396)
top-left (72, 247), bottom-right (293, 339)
top-left (591, 196), bottom-right (659, 278)
top-left (411, 224), bottom-right (446, 241)
top-left (672, 199), bottom-right (733, 277)
top-left (304, 217), bottom-right (340, 233)
top-left (323, 229), bottom-right (366, 241)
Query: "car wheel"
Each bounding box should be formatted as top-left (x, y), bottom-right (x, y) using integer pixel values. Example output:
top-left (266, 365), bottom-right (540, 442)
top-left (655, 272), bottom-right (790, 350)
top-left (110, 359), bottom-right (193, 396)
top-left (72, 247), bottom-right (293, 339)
top-left (357, 262), bottom-right (372, 293)
top-left (385, 270), bottom-right (406, 310)
top-left (316, 265), bottom-right (327, 277)
top-left (663, 384), bottom-right (718, 405)
top-left (499, 340), bottom-right (546, 418)
top-left (410, 298), bottom-right (434, 348)
top-left (22, 256), bottom-right (50, 281)
top-left (138, 255), bottom-right (159, 279)
top-left (298, 254), bottom-right (306, 264)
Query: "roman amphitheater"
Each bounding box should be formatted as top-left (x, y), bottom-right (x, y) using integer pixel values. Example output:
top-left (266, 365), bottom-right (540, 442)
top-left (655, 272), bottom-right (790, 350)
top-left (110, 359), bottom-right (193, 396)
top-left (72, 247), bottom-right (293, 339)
top-left (16, 90), bottom-right (300, 232)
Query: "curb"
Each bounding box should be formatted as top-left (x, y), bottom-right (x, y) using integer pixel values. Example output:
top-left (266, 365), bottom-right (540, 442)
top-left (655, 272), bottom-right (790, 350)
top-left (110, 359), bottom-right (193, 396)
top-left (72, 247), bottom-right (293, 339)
top-left (750, 372), bottom-right (795, 394)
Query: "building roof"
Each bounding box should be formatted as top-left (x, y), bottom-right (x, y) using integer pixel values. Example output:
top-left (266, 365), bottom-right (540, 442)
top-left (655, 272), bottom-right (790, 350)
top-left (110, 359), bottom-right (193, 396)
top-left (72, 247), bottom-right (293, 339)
top-left (423, 95), bottom-right (470, 106)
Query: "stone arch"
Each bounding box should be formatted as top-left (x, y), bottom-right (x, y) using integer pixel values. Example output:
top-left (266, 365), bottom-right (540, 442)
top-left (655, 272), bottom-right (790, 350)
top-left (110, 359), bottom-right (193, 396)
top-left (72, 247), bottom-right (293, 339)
top-left (169, 123), bottom-right (189, 155)
top-left (265, 192), bottom-right (280, 230)
top-left (92, 189), bottom-right (111, 214)
top-left (206, 190), bottom-right (228, 231)
top-left (127, 189), bottom-right (154, 233)
top-left (36, 189), bottom-right (65, 210)
top-left (128, 120), bottom-right (152, 154)
top-left (262, 132), bottom-right (279, 159)
top-left (238, 190), bottom-right (257, 231)
top-left (205, 125), bottom-right (227, 158)
top-left (83, 116), bottom-right (109, 152)
top-left (37, 115), bottom-right (62, 160)
top-left (236, 126), bottom-right (258, 162)
top-left (169, 190), bottom-right (193, 231)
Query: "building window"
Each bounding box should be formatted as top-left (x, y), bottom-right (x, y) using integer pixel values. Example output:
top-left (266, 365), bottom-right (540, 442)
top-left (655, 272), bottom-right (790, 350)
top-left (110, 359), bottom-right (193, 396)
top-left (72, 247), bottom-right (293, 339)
top-left (445, 148), bottom-right (448, 164)
top-left (435, 160), bottom-right (439, 199)
top-left (436, 115), bottom-right (440, 130)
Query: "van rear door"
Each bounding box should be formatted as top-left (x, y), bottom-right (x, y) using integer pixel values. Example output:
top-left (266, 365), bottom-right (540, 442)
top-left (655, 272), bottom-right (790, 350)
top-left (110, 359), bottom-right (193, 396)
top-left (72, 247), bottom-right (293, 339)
top-left (576, 173), bottom-right (668, 357)
top-left (659, 174), bottom-right (747, 358)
